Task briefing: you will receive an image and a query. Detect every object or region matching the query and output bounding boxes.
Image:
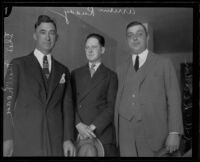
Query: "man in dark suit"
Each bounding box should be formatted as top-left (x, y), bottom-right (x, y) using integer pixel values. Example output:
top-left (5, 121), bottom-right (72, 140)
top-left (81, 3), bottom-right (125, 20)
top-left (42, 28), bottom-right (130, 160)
top-left (71, 33), bottom-right (118, 156)
top-left (3, 15), bottom-right (75, 156)
top-left (115, 21), bottom-right (184, 156)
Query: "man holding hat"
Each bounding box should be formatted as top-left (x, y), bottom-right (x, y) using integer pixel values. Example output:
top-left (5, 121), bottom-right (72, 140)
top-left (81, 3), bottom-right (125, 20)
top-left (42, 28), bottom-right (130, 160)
top-left (71, 33), bottom-right (118, 156)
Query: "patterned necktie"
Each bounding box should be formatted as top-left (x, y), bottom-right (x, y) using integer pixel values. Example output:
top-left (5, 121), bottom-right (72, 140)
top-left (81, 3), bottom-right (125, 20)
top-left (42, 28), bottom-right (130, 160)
top-left (43, 55), bottom-right (50, 79)
top-left (134, 55), bottom-right (139, 72)
top-left (90, 64), bottom-right (96, 78)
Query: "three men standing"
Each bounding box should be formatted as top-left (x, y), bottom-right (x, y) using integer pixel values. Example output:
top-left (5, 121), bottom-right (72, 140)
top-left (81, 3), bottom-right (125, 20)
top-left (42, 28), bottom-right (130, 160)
top-left (4, 14), bottom-right (183, 157)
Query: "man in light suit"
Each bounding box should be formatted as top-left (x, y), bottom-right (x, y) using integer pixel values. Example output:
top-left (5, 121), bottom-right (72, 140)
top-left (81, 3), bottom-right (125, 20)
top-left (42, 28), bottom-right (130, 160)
top-left (71, 33), bottom-right (118, 156)
top-left (3, 15), bottom-right (75, 156)
top-left (115, 21), bottom-right (184, 157)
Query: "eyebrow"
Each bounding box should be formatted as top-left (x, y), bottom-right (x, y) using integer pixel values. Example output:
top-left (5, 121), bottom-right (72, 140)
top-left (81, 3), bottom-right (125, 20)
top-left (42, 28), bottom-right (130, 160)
top-left (38, 29), bottom-right (56, 32)
top-left (127, 29), bottom-right (145, 34)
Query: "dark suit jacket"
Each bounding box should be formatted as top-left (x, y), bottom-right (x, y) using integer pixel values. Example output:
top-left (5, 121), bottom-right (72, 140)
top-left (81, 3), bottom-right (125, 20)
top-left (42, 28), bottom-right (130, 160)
top-left (71, 64), bottom-right (118, 146)
top-left (3, 53), bottom-right (74, 156)
top-left (115, 51), bottom-right (184, 153)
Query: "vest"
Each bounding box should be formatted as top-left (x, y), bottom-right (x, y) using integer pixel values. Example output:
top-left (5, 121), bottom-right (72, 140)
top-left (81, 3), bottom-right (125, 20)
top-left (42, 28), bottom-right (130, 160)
top-left (118, 63), bottom-right (142, 121)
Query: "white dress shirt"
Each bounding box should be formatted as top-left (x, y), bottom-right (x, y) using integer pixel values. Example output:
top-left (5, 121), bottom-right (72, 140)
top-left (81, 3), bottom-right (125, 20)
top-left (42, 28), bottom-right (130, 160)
top-left (34, 48), bottom-right (52, 73)
top-left (132, 49), bottom-right (148, 68)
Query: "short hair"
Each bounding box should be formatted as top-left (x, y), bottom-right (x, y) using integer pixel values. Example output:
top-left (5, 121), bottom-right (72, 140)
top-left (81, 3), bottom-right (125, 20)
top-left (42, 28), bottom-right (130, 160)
top-left (34, 15), bottom-right (57, 31)
top-left (85, 33), bottom-right (105, 47)
top-left (126, 21), bottom-right (148, 36)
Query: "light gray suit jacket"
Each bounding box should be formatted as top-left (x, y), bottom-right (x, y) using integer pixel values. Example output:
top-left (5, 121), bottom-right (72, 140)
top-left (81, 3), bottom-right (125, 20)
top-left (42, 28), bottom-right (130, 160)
top-left (115, 51), bottom-right (183, 152)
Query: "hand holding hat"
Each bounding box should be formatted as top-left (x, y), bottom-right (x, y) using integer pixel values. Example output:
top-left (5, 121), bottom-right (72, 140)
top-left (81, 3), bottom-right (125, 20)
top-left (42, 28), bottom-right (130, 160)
top-left (165, 133), bottom-right (180, 153)
top-left (76, 122), bottom-right (96, 139)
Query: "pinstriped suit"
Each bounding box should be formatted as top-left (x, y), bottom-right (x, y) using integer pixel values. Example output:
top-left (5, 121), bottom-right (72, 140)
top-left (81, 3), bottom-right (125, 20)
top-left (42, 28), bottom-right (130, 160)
top-left (4, 53), bottom-right (74, 156)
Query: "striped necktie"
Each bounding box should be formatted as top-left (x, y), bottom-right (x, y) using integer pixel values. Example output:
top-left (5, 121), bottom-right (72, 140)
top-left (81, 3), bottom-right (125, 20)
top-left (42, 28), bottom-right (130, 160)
top-left (43, 55), bottom-right (50, 79)
top-left (90, 64), bottom-right (96, 78)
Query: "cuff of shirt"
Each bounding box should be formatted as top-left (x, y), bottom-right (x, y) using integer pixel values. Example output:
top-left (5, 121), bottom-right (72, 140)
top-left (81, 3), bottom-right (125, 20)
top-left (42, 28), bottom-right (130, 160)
top-left (169, 132), bottom-right (180, 135)
top-left (76, 122), bottom-right (82, 129)
top-left (89, 124), bottom-right (96, 131)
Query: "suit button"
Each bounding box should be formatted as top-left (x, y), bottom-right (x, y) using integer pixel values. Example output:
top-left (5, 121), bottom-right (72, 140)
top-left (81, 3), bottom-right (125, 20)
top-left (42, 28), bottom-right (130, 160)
top-left (132, 94), bottom-right (135, 98)
top-left (79, 105), bottom-right (82, 108)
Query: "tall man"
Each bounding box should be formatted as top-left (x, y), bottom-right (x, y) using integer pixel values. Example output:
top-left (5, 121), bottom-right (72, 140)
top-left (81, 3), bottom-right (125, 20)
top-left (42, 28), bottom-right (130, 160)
top-left (3, 15), bottom-right (75, 156)
top-left (115, 21), bottom-right (183, 156)
top-left (71, 33), bottom-right (118, 156)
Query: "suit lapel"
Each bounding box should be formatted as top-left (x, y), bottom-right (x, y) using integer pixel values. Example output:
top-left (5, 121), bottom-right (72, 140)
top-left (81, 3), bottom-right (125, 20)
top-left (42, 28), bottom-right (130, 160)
top-left (116, 57), bottom-right (131, 108)
top-left (46, 58), bottom-right (63, 103)
top-left (78, 64), bottom-right (107, 103)
top-left (27, 53), bottom-right (47, 101)
top-left (137, 51), bottom-right (158, 88)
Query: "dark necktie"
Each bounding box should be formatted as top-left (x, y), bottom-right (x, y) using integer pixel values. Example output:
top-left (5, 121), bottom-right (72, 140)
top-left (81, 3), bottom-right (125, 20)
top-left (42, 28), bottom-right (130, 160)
top-left (43, 55), bottom-right (50, 79)
top-left (90, 64), bottom-right (96, 78)
top-left (134, 55), bottom-right (139, 71)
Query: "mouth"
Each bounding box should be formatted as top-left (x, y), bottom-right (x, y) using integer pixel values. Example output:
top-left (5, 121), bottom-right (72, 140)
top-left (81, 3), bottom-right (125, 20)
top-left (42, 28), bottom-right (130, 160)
top-left (44, 43), bottom-right (52, 47)
top-left (87, 53), bottom-right (94, 57)
top-left (132, 42), bottom-right (140, 46)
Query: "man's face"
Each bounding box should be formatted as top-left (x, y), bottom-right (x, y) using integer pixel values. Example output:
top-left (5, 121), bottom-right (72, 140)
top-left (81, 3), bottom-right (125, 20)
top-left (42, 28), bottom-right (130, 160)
top-left (33, 22), bottom-right (57, 55)
top-left (126, 24), bottom-right (148, 54)
top-left (85, 37), bottom-right (105, 63)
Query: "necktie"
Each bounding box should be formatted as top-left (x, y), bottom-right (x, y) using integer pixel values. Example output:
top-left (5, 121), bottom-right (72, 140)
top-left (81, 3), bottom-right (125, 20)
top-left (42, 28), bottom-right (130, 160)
top-left (134, 55), bottom-right (139, 72)
top-left (90, 64), bottom-right (96, 78)
top-left (43, 55), bottom-right (50, 79)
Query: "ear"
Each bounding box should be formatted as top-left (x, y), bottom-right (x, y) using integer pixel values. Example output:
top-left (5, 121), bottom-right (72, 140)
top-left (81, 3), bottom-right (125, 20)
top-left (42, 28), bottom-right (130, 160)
top-left (55, 33), bottom-right (59, 42)
top-left (101, 47), bottom-right (105, 54)
top-left (33, 33), bottom-right (37, 41)
top-left (147, 34), bottom-right (150, 42)
top-left (146, 35), bottom-right (150, 48)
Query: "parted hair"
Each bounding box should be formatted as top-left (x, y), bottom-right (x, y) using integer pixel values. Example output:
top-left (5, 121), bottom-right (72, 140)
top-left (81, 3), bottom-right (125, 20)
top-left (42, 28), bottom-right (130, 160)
top-left (34, 15), bottom-right (57, 31)
top-left (126, 21), bottom-right (148, 36)
top-left (85, 33), bottom-right (105, 47)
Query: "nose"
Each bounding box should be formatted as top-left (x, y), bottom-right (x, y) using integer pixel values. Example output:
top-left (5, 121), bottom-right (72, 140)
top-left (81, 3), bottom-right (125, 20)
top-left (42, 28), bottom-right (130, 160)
top-left (133, 36), bottom-right (138, 41)
top-left (87, 48), bottom-right (93, 53)
top-left (46, 33), bottom-right (50, 41)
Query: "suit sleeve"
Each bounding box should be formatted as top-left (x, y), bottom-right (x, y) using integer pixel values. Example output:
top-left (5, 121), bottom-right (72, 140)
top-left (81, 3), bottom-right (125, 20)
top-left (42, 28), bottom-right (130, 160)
top-left (164, 58), bottom-right (184, 135)
top-left (92, 72), bottom-right (118, 134)
top-left (70, 71), bottom-right (82, 126)
top-left (63, 68), bottom-right (75, 142)
top-left (4, 59), bottom-right (19, 141)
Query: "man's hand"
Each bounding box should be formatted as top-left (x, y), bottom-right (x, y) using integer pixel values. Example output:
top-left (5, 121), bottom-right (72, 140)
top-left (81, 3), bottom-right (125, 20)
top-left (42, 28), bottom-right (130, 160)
top-left (76, 122), bottom-right (96, 139)
top-left (3, 140), bottom-right (13, 157)
top-left (165, 133), bottom-right (180, 153)
top-left (63, 140), bottom-right (76, 157)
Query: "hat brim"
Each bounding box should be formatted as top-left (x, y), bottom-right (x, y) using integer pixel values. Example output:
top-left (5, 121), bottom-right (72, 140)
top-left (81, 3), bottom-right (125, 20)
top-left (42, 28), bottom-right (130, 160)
top-left (76, 137), bottom-right (105, 157)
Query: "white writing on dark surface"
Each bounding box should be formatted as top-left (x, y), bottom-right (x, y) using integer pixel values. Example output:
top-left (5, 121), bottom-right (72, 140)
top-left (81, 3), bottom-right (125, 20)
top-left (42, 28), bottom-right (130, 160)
top-left (49, 7), bottom-right (136, 24)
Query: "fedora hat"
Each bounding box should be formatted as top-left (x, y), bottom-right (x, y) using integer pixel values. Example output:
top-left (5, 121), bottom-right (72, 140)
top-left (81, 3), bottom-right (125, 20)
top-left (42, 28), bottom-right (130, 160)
top-left (155, 147), bottom-right (181, 157)
top-left (76, 136), bottom-right (104, 157)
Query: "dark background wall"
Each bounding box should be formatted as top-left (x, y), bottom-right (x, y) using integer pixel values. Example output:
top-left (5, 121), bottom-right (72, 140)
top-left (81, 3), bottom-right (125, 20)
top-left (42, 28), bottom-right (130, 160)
top-left (4, 7), bottom-right (193, 77)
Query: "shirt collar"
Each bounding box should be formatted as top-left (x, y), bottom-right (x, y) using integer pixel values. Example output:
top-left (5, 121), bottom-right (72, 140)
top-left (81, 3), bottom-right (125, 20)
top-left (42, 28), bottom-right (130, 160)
top-left (132, 49), bottom-right (149, 68)
top-left (34, 48), bottom-right (52, 60)
top-left (132, 49), bottom-right (148, 57)
top-left (89, 62), bottom-right (101, 71)
top-left (34, 48), bottom-right (52, 71)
